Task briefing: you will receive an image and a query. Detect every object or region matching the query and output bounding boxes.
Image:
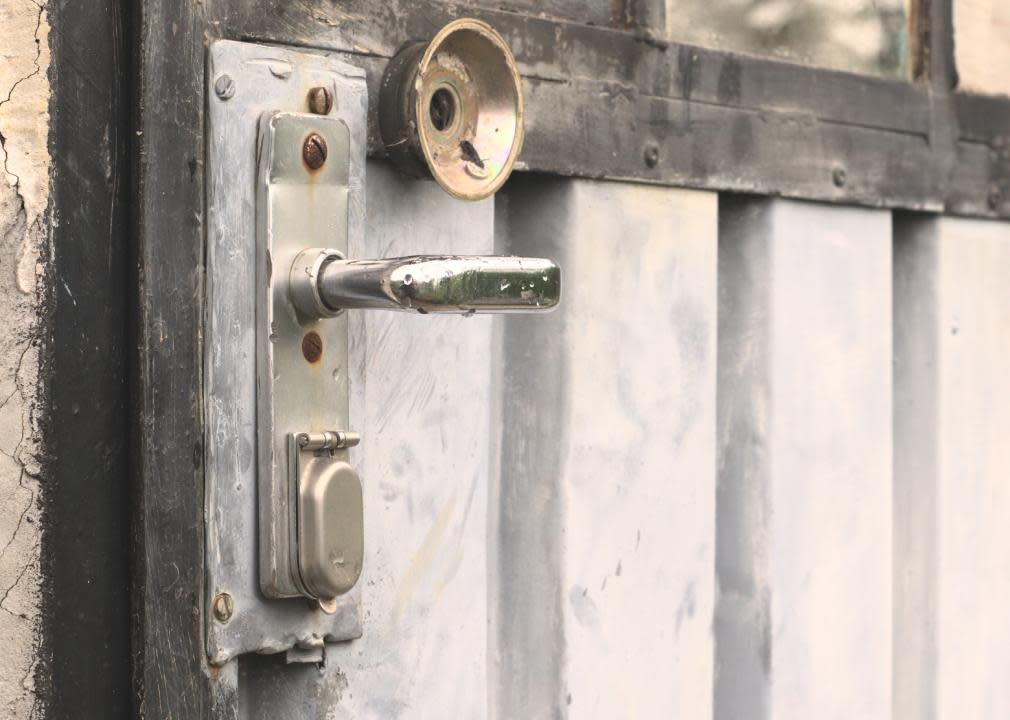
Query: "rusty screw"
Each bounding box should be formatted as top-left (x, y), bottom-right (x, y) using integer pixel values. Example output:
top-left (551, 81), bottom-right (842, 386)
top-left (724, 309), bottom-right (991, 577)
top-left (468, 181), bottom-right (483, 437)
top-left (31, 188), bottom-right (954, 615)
top-left (302, 331), bottom-right (323, 363)
top-left (308, 86), bottom-right (333, 115)
top-left (303, 133), bottom-right (328, 170)
top-left (212, 592), bottom-right (234, 623)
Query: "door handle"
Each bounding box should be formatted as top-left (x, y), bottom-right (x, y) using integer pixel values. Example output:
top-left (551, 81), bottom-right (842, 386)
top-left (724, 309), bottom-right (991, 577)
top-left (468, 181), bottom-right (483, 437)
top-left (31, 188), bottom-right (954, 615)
top-left (289, 249), bottom-right (561, 318)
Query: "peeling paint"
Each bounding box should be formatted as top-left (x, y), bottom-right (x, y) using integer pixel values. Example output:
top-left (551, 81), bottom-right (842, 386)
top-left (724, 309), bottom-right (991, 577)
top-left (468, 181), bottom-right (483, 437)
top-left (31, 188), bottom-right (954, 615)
top-left (0, 0), bottom-right (49, 717)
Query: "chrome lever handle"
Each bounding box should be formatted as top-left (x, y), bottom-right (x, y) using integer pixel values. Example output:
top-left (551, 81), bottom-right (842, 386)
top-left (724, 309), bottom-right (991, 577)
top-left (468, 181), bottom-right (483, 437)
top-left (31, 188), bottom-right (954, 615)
top-left (290, 250), bottom-right (560, 318)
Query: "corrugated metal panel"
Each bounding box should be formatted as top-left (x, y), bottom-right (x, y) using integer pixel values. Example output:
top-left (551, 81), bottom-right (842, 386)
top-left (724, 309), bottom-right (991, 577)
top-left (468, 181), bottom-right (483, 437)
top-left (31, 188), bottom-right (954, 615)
top-left (233, 168), bottom-right (1010, 719)
top-left (494, 179), bottom-right (717, 717)
top-left (717, 198), bottom-right (893, 719)
top-left (895, 216), bottom-right (1010, 719)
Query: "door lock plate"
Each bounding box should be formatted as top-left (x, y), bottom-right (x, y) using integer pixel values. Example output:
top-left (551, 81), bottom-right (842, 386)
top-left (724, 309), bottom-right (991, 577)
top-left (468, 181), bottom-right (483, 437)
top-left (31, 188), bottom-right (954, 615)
top-left (255, 111), bottom-right (361, 605)
top-left (204, 39), bottom-right (366, 665)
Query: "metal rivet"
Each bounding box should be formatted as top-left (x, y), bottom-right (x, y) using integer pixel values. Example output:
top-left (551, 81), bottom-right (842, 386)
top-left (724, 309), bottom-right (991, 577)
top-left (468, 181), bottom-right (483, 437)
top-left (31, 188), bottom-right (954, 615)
top-left (832, 167), bottom-right (847, 188)
top-left (302, 331), bottom-right (323, 363)
top-left (214, 74), bottom-right (236, 101)
top-left (308, 86), bottom-right (333, 115)
top-left (303, 133), bottom-right (328, 171)
top-left (643, 144), bottom-right (660, 168)
top-left (212, 592), bottom-right (234, 623)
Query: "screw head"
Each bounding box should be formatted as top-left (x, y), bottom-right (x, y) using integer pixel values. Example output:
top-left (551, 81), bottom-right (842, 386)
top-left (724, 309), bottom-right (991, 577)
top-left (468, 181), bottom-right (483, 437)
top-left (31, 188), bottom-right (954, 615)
top-left (988, 186), bottom-right (1001, 211)
top-left (308, 86), bottom-right (333, 115)
top-left (302, 331), bottom-right (323, 363)
top-left (303, 133), bottom-right (328, 170)
top-left (212, 592), bottom-right (234, 623)
top-left (832, 167), bottom-right (847, 188)
top-left (643, 144), bottom-right (660, 168)
top-left (214, 74), bottom-right (235, 100)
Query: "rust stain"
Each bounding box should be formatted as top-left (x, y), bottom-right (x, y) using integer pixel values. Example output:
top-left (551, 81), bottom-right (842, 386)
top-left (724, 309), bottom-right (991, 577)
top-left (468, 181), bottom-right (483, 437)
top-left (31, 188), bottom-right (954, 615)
top-left (610, 0), bottom-right (637, 29)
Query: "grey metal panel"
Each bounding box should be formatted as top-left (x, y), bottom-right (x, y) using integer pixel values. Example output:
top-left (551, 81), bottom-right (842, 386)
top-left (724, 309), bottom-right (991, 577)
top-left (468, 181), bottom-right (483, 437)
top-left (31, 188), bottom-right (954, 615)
top-left (491, 179), bottom-right (570, 718)
top-left (239, 161), bottom-right (495, 717)
top-left (714, 198), bottom-right (774, 720)
top-left (717, 198), bottom-right (893, 719)
top-left (494, 178), bottom-right (718, 717)
top-left (894, 216), bottom-right (1010, 719)
top-left (893, 215), bottom-right (940, 720)
top-left (205, 40), bottom-right (367, 664)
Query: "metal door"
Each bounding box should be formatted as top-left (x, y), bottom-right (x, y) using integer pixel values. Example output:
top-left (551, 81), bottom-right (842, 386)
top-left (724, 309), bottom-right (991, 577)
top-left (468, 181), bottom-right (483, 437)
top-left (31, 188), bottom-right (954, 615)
top-left (38, 1), bottom-right (1010, 718)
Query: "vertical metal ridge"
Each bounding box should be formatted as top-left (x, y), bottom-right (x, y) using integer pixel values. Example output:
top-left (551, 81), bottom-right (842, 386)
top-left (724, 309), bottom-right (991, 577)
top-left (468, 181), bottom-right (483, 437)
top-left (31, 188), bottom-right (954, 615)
top-left (491, 176), bottom-right (572, 718)
top-left (714, 196), bottom-right (774, 720)
top-left (892, 213), bottom-right (941, 720)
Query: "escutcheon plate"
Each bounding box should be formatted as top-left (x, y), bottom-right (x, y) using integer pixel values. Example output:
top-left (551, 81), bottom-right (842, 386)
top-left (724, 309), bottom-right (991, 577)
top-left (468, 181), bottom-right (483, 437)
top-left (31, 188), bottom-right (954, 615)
top-left (205, 39), bottom-right (366, 665)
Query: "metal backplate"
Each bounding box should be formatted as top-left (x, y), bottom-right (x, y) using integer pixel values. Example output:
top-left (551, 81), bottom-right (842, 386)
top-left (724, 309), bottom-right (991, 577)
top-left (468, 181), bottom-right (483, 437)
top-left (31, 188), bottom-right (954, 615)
top-left (205, 40), bottom-right (366, 665)
top-left (256, 111), bottom-right (354, 601)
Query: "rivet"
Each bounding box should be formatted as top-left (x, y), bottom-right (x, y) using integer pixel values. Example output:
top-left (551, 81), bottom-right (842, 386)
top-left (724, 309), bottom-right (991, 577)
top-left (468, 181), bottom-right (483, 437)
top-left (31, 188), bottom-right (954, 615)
top-left (212, 592), bottom-right (234, 623)
top-left (214, 74), bottom-right (235, 101)
top-left (303, 133), bottom-right (328, 171)
top-left (308, 86), bottom-right (334, 115)
top-left (988, 186), bottom-right (1001, 211)
top-left (643, 144), bottom-right (660, 168)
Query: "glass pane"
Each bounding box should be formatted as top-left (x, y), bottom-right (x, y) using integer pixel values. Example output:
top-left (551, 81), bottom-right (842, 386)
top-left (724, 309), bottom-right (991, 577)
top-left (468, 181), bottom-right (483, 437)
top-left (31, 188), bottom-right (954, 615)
top-left (663, 0), bottom-right (908, 78)
top-left (955, 0), bottom-right (1010, 96)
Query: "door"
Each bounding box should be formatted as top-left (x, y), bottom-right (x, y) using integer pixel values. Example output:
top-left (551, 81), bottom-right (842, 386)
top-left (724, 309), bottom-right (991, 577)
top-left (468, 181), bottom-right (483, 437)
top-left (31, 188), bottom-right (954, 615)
top-left (40, 0), bottom-right (1010, 718)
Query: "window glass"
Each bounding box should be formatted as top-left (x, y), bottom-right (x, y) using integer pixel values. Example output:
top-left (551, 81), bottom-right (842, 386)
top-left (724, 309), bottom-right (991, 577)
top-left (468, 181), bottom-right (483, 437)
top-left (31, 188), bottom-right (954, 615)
top-left (955, 0), bottom-right (1010, 96)
top-left (663, 0), bottom-right (908, 78)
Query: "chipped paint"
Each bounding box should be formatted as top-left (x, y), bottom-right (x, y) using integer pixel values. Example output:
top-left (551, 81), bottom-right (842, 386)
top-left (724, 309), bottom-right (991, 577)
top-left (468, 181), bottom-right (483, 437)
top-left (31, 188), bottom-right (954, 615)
top-left (0, 0), bottom-right (49, 716)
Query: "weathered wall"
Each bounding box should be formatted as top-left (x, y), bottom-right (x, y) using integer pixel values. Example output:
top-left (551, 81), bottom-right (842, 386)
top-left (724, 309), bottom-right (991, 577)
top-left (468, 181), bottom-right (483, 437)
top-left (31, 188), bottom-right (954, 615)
top-left (0, 0), bottom-right (49, 717)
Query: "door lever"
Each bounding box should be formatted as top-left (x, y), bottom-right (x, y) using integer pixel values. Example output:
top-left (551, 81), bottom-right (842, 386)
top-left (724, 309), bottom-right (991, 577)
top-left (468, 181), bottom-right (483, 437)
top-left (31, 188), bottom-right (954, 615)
top-left (289, 250), bottom-right (561, 318)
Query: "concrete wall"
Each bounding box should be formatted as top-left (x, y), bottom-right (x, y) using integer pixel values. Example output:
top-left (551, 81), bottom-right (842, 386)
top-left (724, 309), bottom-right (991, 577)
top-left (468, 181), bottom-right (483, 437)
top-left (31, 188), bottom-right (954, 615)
top-left (0, 0), bottom-right (49, 716)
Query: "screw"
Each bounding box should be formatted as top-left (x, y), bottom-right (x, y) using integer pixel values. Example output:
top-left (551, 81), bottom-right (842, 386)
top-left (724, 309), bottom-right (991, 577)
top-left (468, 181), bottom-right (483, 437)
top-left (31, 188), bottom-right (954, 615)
top-left (212, 592), bottom-right (234, 623)
top-left (302, 331), bottom-right (323, 363)
top-left (832, 167), bottom-right (847, 188)
top-left (214, 74), bottom-right (235, 100)
top-left (308, 86), bottom-right (333, 115)
top-left (643, 144), bottom-right (660, 168)
top-left (303, 133), bottom-right (328, 170)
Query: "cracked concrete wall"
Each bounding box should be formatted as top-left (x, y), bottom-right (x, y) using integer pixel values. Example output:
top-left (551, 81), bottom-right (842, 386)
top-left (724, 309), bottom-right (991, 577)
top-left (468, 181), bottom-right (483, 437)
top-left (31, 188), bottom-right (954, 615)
top-left (0, 0), bottom-right (49, 717)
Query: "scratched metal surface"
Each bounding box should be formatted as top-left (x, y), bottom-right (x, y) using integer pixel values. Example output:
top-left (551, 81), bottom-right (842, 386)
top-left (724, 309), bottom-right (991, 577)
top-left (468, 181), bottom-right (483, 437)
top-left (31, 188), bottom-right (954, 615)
top-left (894, 216), bottom-right (1010, 720)
top-left (204, 40), bottom-right (368, 665)
top-left (235, 175), bottom-right (721, 718)
top-left (717, 199), bottom-right (893, 720)
top-left (199, 36), bottom-right (1010, 720)
top-left (493, 178), bottom-right (718, 717)
top-left (134, 6), bottom-right (1010, 715)
top-left (239, 161), bottom-right (495, 717)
